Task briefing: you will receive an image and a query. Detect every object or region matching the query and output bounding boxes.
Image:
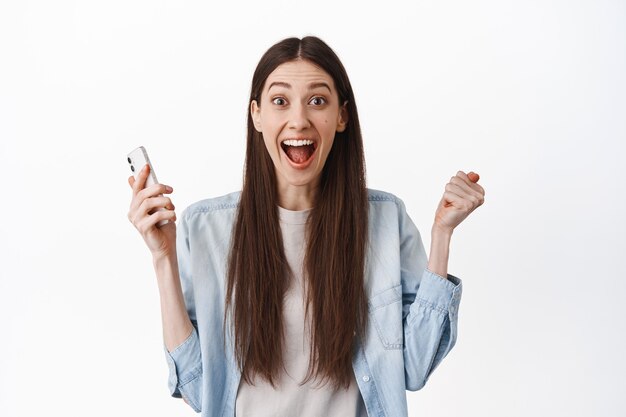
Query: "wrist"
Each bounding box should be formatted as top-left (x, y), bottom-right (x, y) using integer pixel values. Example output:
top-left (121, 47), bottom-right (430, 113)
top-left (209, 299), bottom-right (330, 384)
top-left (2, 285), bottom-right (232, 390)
top-left (431, 223), bottom-right (453, 240)
top-left (152, 251), bottom-right (179, 278)
top-left (428, 224), bottom-right (452, 278)
top-left (152, 249), bottom-right (176, 265)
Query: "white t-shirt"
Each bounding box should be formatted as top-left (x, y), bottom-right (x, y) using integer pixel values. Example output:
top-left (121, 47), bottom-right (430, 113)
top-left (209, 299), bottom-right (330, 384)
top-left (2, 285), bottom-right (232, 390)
top-left (235, 205), bottom-right (368, 417)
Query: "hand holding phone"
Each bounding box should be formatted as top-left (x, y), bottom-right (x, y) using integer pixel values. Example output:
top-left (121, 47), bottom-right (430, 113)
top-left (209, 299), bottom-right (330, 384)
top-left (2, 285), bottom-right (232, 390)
top-left (127, 145), bottom-right (179, 259)
top-left (127, 146), bottom-right (171, 227)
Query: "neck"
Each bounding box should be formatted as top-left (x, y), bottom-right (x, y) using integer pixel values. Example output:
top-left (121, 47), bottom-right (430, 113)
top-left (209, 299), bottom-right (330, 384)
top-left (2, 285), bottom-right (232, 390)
top-left (276, 179), bottom-right (319, 211)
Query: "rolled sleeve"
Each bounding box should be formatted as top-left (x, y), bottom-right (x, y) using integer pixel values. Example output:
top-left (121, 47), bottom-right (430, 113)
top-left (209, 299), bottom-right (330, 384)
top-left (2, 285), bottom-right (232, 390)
top-left (413, 269), bottom-right (462, 323)
top-left (164, 327), bottom-right (203, 412)
top-left (404, 268), bottom-right (463, 391)
top-left (395, 196), bottom-right (464, 391)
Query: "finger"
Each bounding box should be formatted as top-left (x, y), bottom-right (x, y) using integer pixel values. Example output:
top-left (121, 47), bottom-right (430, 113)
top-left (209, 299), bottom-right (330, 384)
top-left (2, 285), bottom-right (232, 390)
top-left (466, 171), bottom-right (485, 195)
top-left (445, 183), bottom-right (482, 208)
top-left (132, 164), bottom-right (150, 196)
top-left (450, 176), bottom-right (483, 199)
top-left (140, 196), bottom-right (175, 216)
top-left (456, 171), bottom-right (484, 195)
top-left (136, 209), bottom-right (177, 233)
top-left (131, 183), bottom-right (174, 218)
top-left (467, 171), bottom-right (480, 183)
top-left (446, 180), bottom-right (484, 210)
top-left (442, 191), bottom-right (474, 212)
top-left (138, 183), bottom-right (174, 203)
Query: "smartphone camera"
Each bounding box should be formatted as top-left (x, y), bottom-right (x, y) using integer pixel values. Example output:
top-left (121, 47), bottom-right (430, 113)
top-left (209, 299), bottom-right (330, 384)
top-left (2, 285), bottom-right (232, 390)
top-left (127, 157), bottom-right (134, 172)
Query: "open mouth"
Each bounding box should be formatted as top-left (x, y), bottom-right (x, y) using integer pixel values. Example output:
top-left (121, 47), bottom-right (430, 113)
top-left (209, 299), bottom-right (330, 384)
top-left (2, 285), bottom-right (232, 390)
top-left (280, 138), bottom-right (318, 165)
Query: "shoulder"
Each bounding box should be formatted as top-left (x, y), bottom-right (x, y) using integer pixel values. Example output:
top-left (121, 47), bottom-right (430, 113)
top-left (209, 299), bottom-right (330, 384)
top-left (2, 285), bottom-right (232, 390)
top-left (367, 188), bottom-right (406, 209)
top-left (181, 190), bottom-right (242, 219)
top-left (366, 188), bottom-right (415, 229)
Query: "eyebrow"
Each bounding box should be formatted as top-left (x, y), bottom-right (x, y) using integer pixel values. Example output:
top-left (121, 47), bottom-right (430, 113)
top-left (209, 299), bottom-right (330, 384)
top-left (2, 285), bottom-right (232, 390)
top-left (267, 81), bottom-right (332, 93)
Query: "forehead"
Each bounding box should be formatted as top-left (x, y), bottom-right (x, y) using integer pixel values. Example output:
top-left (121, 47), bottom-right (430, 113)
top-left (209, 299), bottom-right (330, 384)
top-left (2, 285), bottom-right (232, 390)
top-left (264, 59), bottom-right (335, 91)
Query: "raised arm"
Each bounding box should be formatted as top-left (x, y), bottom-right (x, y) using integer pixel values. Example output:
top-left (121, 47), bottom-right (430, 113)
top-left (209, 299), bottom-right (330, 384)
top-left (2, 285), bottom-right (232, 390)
top-left (127, 163), bottom-right (194, 350)
top-left (400, 170), bottom-right (484, 390)
top-left (427, 170), bottom-right (485, 278)
top-left (127, 164), bottom-right (202, 412)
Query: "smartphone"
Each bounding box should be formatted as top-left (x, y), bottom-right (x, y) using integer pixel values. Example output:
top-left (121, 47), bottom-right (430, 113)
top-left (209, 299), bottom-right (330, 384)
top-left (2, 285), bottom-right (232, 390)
top-left (127, 146), bottom-right (170, 227)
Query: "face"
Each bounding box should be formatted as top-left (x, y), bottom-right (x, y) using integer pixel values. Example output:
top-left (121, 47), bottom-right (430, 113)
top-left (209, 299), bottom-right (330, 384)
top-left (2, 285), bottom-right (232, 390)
top-left (251, 59), bottom-right (348, 192)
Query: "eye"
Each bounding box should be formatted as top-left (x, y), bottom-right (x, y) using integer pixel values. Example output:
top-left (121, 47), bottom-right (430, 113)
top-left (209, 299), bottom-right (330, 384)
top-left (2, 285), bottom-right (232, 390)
top-left (309, 96), bottom-right (327, 106)
top-left (272, 97), bottom-right (286, 105)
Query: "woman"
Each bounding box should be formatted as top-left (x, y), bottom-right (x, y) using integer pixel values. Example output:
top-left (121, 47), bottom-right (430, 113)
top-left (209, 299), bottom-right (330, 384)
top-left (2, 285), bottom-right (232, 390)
top-left (127, 36), bottom-right (485, 417)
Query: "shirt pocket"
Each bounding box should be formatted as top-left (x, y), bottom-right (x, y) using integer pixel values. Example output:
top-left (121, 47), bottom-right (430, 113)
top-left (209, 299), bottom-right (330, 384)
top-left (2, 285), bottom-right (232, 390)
top-left (368, 284), bottom-right (403, 350)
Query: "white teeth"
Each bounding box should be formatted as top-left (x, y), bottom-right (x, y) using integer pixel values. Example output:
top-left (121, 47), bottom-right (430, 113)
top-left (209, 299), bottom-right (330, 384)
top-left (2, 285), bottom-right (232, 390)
top-left (282, 139), bottom-right (314, 146)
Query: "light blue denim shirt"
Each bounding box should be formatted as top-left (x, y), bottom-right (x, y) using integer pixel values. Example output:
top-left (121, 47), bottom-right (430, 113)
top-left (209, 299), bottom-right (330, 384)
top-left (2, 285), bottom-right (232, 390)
top-left (164, 189), bottom-right (463, 417)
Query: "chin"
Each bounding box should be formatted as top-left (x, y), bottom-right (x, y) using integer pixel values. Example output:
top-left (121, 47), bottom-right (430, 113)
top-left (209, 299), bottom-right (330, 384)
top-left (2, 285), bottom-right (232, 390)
top-left (279, 170), bottom-right (320, 188)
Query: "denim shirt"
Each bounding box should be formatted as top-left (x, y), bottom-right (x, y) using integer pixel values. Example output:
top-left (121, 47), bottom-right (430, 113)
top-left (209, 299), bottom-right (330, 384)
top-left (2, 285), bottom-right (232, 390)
top-left (163, 189), bottom-right (463, 417)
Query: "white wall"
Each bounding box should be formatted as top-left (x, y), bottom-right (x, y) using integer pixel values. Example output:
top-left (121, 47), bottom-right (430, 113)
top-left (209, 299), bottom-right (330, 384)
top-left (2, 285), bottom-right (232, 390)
top-left (1, 1), bottom-right (624, 416)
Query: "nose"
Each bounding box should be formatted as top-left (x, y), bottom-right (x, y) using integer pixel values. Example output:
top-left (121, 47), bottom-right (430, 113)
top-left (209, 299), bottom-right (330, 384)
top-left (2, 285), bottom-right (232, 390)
top-left (287, 103), bottom-right (311, 130)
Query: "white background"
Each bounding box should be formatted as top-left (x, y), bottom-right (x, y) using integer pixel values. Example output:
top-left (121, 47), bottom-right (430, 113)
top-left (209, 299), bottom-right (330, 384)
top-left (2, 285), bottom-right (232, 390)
top-left (1, 1), bottom-right (624, 416)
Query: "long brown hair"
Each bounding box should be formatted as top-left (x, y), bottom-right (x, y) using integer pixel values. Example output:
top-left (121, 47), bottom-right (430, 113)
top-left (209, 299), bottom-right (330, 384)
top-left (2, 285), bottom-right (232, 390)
top-left (225, 36), bottom-right (369, 390)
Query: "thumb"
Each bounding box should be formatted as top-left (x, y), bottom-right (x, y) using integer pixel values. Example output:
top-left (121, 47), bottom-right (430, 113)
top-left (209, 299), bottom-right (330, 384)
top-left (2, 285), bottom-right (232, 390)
top-left (467, 171), bottom-right (480, 183)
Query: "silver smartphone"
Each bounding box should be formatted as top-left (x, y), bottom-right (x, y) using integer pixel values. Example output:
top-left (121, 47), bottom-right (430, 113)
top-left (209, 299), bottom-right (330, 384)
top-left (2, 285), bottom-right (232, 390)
top-left (127, 146), bottom-right (169, 227)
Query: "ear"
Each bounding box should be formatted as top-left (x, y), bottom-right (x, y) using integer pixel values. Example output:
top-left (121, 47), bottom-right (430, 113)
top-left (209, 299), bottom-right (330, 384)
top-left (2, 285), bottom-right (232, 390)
top-left (336, 100), bottom-right (349, 133)
top-left (251, 100), bottom-right (262, 132)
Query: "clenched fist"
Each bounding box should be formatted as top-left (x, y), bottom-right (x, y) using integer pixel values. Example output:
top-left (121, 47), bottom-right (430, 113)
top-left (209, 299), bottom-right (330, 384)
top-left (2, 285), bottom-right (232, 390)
top-left (433, 170), bottom-right (485, 233)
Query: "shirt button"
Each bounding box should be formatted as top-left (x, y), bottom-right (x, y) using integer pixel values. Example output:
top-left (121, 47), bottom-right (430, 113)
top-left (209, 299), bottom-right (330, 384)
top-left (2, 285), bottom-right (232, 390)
top-left (362, 375), bottom-right (370, 382)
